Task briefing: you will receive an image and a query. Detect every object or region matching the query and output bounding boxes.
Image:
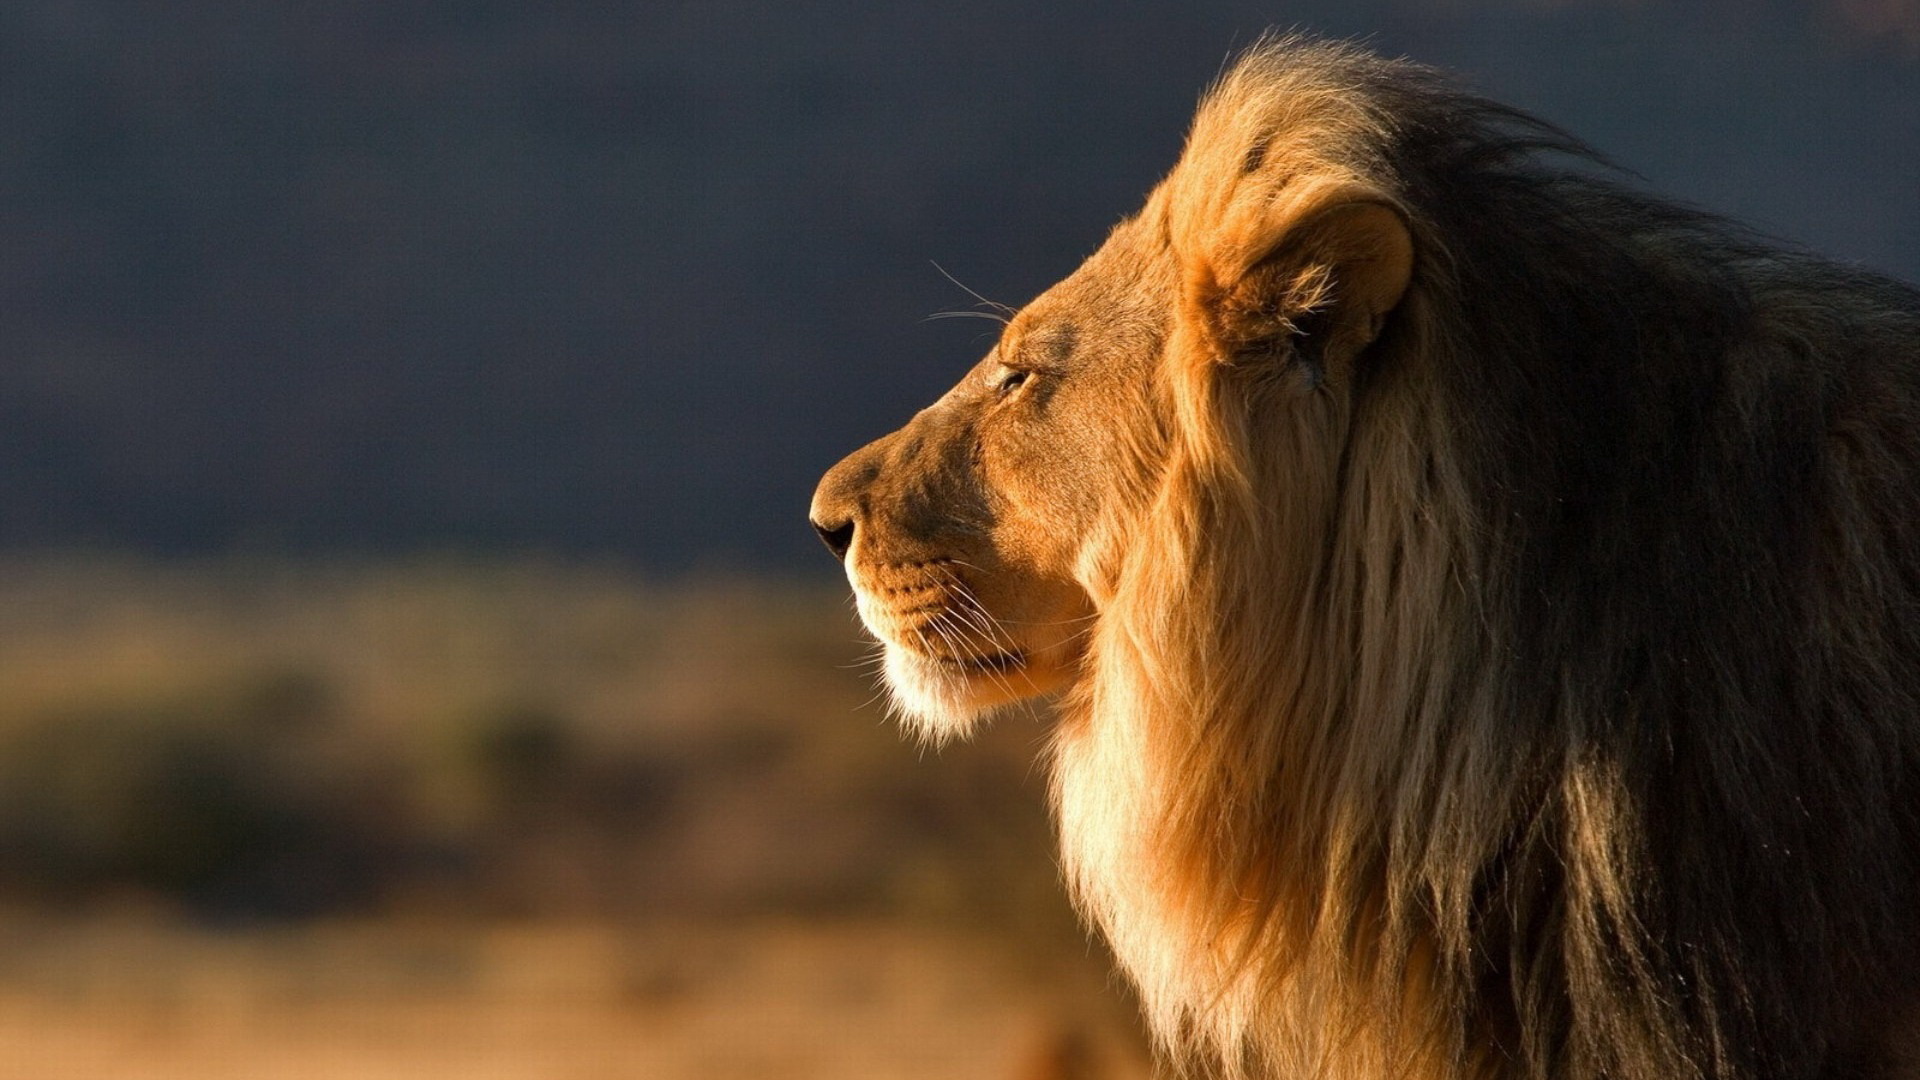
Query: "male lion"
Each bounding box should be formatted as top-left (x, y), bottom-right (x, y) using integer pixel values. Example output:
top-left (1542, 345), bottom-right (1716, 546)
top-left (810, 39), bottom-right (1920, 1080)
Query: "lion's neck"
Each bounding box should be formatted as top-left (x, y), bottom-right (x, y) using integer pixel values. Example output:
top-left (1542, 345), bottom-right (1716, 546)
top-left (1052, 681), bottom-right (1480, 1080)
top-left (1052, 402), bottom-right (1502, 1078)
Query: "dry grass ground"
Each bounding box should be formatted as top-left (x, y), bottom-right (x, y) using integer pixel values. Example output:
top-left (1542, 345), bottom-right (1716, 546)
top-left (0, 555), bottom-right (1153, 1079)
top-left (0, 916), bottom-right (1149, 1080)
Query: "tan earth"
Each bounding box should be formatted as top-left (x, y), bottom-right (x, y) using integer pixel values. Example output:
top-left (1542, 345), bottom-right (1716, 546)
top-left (0, 917), bottom-right (1152, 1080)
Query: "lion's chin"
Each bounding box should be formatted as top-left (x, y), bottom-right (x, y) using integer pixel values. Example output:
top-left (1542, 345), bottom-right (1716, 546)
top-left (880, 645), bottom-right (1064, 743)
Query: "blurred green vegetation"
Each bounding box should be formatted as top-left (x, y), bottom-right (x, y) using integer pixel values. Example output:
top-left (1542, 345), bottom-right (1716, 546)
top-left (0, 555), bottom-right (1074, 937)
top-left (0, 668), bottom-right (379, 911)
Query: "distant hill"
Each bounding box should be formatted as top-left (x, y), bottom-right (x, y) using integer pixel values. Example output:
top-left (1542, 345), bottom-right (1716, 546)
top-left (2, 1), bottom-right (1915, 570)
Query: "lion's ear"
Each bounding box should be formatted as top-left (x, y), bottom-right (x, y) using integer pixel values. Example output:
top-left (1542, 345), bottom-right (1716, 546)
top-left (1176, 181), bottom-right (1413, 381)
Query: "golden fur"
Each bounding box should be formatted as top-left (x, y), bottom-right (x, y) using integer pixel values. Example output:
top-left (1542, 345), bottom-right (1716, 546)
top-left (812, 38), bottom-right (1920, 1080)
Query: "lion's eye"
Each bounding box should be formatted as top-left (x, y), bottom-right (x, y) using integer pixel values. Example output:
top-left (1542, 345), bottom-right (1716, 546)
top-left (990, 365), bottom-right (1031, 396)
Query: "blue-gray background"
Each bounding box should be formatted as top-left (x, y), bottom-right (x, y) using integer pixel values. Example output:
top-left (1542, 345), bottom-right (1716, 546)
top-left (5, 1), bottom-right (1917, 573)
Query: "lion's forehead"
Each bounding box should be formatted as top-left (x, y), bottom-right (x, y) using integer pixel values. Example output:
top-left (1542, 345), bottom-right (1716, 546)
top-left (1010, 322), bottom-right (1078, 366)
top-left (1010, 236), bottom-right (1177, 370)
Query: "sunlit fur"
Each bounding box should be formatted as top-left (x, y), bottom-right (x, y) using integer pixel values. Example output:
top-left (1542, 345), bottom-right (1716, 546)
top-left (1058, 40), bottom-right (1920, 1080)
top-left (814, 36), bottom-right (1920, 1080)
top-left (856, 574), bottom-right (1043, 743)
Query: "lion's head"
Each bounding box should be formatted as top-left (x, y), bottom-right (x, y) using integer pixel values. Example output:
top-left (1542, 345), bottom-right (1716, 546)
top-left (813, 37), bottom-right (1920, 1080)
top-left (808, 218), bottom-right (1168, 739)
top-left (810, 58), bottom-right (1412, 743)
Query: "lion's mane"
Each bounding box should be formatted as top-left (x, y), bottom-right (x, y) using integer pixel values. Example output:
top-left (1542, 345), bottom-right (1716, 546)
top-left (1052, 40), bottom-right (1920, 1080)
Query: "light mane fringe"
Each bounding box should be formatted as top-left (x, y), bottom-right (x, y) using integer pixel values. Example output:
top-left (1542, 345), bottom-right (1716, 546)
top-left (1058, 44), bottom-right (1506, 1077)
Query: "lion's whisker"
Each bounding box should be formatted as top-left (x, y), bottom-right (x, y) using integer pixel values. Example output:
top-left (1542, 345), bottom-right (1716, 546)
top-left (930, 261), bottom-right (1016, 317)
top-left (926, 310), bottom-right (1011, 325)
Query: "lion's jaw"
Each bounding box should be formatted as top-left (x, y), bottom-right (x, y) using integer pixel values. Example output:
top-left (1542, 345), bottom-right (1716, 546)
top-left (847, 552), bottom-right (1092, 740)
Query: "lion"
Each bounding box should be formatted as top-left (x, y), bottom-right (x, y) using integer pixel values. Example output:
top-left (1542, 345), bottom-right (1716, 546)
top-left (810, 38), bottom-right (1920, 1080)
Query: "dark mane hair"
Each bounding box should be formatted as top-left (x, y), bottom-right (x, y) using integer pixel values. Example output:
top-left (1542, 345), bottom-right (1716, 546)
top-left (1057, 37), bottom-right (1920, 1079)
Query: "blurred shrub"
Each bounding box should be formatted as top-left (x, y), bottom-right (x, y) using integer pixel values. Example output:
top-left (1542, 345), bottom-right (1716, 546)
top-left (468, 703), bottom-right (574, 811)
top-left (0, 670), bottom-right (398, 917)
top-left (0, 558), bottom-right (1078, 939)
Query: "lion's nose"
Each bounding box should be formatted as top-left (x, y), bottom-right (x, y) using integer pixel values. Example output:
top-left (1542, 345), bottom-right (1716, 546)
top-left (812, 516), bottom-right (855, 561)
top-left (811, 435), bottom-right (889, 565)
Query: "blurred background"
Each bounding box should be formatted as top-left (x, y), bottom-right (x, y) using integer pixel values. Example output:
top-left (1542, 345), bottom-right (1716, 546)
top-left (0, 2), bottom-right (1915, 1077)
